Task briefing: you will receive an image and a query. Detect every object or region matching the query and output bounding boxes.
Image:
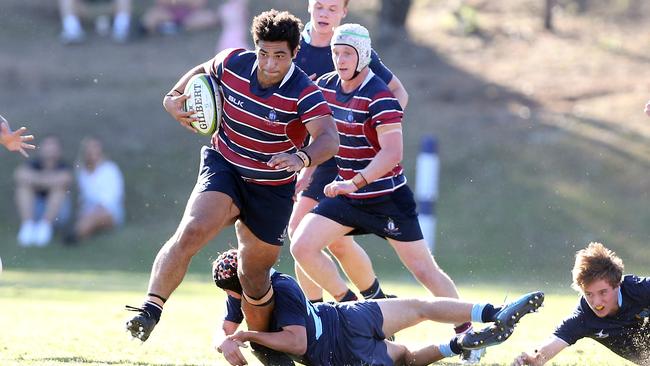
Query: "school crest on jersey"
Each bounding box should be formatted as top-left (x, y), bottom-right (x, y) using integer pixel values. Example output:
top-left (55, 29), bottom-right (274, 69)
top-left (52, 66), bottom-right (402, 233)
top-left (268, 108), bottom-right (277, 122)
top-left (346, 110), bottom-right (355, 123)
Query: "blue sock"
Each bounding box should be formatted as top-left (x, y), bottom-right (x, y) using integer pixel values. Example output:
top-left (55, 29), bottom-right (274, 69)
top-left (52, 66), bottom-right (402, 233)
top-left (471, 303), bottom-right (486, 323)
top-left (439, 338), bottom-right (462, 358)
top-left (361, 278), bottom-right (386, 299)
top-left (340, 289), bottom-right (358, 302)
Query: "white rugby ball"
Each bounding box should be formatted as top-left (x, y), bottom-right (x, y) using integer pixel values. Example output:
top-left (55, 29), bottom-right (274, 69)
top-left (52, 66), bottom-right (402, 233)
top-left (183, 74), bottom-right (222, 136)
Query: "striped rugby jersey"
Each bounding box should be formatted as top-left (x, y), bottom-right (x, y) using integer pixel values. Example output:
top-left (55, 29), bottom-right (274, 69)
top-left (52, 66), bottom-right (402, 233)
top-left (316, 70), bottom-right (405, 198)
top-left (208, 49), bottom-right (332, 185)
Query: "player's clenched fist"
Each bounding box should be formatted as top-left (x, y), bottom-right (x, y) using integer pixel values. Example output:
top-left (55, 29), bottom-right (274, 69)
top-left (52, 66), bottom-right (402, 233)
top-left (324, 180), bottom-right (357, 197)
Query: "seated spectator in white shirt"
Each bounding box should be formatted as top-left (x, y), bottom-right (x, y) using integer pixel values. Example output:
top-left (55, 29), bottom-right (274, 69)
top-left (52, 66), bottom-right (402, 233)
top-left (67, 136), bottom-right (124, 244)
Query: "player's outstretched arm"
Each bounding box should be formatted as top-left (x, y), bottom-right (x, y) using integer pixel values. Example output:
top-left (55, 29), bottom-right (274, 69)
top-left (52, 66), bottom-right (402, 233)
top-left (233, 325), bottom-right (308, 356)
top-left (511, 337), bottom-right (567, 366)
top-left (215, 320), bottom-right (249, 366)
top-left (0, 115), bottom-right (35, 157)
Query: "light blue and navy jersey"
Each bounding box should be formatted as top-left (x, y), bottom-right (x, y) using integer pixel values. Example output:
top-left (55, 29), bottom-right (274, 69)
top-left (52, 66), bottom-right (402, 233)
top-left (554, 275), bottom-right (650, 363)
top-left (224, 272), bottom-right (350, 365)
top-left (295, 22), bottom-right (395, 82)
top-left (208, 49), bottom-right (332, 185)
top-left (316, 71), bottom-right (405, 199)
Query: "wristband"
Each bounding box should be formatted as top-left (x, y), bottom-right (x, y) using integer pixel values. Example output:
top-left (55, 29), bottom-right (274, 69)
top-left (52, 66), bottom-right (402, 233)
top-left (352, 173), bottom-right (368, 190)
top-left (295, 150), bottom-right (311, 168)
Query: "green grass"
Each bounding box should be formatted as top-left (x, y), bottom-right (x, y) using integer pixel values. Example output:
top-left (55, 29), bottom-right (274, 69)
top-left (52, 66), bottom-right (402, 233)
top-left (0, 270), bottom-right (637, 366)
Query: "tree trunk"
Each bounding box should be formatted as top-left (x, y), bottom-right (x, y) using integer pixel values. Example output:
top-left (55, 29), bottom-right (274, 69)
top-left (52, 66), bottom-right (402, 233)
top-left (544, 0), bottom-right (555, 31)
top-left (379, 0), bottom-right (412, 28)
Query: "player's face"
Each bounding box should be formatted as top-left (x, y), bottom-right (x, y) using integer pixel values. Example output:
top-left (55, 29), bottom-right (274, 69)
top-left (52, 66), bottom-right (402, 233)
top-left (256, 41), bottom-right (296, 86)
top-left (308, 0), bottom-right (348, 36)
top-left (332, 44), bottom-right (358, 80)
top-left (582, 278), bottom-right (620, 318)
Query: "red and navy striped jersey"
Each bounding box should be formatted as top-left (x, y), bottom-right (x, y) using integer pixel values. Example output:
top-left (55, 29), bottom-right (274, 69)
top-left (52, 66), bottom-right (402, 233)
top-left (316, 71), bottom-right (405, 198)
top-left (208, 49), bottom-right (332, 185)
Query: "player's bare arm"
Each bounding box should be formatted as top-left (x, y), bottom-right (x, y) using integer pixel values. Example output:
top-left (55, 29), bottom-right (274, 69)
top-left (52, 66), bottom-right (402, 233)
top-left (325, 124), bottom-right (402, 197)
top-left (511, 337), bottom-right (567, 366)
top-left (268, 114), bottom-right (338, 172)
top-left (232, 325), bottom-right (308, 356)
top-left (216, 319), bottom-right (249, 366)
top-left (387, 76), bottom-right (409, 109)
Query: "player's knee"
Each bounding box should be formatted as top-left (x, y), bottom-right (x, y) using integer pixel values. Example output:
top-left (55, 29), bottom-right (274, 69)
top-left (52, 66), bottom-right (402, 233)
top-left (176, 220), bottom-right (211, 250)
top-left (290, 239), bottom-right (312, 263)
top-left (327, 240), bottom-right (348, 257)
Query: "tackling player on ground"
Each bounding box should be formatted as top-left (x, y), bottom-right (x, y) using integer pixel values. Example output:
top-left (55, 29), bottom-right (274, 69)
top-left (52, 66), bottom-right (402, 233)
top-left (213, 249), bottom-right (544, 366)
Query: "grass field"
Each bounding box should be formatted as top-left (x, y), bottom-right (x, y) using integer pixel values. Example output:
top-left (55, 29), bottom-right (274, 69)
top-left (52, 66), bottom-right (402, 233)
top-left (0, 269), bottom-right (637, 366)
top-left (1, 1), bottom-right (649, 365)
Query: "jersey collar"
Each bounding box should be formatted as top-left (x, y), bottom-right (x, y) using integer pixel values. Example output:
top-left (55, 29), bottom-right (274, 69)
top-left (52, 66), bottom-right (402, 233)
top-left (250, 60), bottom-right (296, 89)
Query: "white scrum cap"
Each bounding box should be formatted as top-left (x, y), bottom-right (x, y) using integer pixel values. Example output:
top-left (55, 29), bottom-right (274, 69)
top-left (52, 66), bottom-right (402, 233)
top-left (331, 23), bottom-right (372, 72)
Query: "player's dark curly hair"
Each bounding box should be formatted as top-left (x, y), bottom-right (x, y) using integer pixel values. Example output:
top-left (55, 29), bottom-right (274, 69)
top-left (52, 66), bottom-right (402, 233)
top-left (572, 242), bottom-right (624, 290)
top-left (251, 9), bottom-right (303, 53)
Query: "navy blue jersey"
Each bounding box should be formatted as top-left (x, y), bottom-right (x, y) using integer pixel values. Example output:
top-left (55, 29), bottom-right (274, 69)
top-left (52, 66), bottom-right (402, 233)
top-left (224, 271), bottom-right (390, 365)
top-left (553, 275), bottom-right (650, 363)
top-left (295, 23), bottom-right (395, 83)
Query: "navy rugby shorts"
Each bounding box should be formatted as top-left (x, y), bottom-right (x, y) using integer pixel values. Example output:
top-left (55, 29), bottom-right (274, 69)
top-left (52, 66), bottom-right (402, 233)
top-left (335, 301), bottom-right (393, 366)
top-left (313, 185), bottom-right (424, 242)
top-left (194, 146), bottom-right (294, 246)
top-left (301, 158), bottom-right (338, 202)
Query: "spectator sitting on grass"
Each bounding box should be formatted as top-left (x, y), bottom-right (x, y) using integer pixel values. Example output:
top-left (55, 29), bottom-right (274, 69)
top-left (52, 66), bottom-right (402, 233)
top-left (14, 135), bottom-right (73, 247)
top-left (66, 136), bottom-right (124, 244)
top-left (58, 0), bottom-right (132, 44)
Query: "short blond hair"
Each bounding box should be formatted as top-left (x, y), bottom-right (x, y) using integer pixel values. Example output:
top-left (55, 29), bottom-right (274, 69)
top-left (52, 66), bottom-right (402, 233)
top-left (571, 242), bottom-right (624, 291)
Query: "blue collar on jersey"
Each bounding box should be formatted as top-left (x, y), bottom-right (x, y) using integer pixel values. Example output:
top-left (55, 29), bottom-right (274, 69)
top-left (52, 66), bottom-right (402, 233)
top-left (617, 286), bottom-right (623, 307)
top-left (250, 59), bottom-right (296, 89)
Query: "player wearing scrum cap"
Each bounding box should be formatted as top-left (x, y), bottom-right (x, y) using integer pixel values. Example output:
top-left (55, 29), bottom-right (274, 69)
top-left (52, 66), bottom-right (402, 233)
top-left (288, 0), bottom-right (409, 307)
top-left (290, 23), bottom-right (484, 361)
top-left (212, 249), bottom-right (543, 366)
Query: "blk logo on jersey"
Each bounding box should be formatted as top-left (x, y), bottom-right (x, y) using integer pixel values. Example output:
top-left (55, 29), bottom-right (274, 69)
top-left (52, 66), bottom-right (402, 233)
top-left (228, 95), bottom-right (244, 107)
top-left (383, 218), bottom-right (401, 236)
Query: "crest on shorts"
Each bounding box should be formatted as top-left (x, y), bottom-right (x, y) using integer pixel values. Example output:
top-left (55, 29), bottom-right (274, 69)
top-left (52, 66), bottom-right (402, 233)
top-left (383, 217), bottom-right (401, 236)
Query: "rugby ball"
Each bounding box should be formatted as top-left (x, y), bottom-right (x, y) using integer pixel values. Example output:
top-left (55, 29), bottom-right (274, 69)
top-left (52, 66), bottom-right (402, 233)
top-left (183, 74), bottom-right (222, 136)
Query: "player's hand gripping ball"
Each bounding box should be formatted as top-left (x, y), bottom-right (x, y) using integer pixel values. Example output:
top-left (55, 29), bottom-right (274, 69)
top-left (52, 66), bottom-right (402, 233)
top-left (183, 74), bottom-right (223, 135)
